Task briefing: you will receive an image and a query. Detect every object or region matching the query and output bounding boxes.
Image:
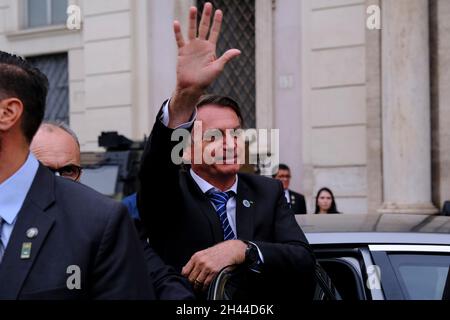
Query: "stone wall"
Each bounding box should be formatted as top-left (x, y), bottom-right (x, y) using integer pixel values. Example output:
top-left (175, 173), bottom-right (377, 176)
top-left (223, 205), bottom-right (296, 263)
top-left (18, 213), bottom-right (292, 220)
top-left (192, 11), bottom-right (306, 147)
top-left (298, 0), bottom-right (369, 213)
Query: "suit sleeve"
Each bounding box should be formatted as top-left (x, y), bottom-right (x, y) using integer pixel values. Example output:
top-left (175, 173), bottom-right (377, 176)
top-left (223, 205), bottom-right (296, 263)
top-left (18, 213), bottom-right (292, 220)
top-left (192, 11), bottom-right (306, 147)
top-left (91, 202), bottom-right (156, 300)
top-left (251, 182), bottom-right (316, 294)
top-left (134, 220), bottom-right (195, 300)
top-left (137, 104), bottom-right (188, 247)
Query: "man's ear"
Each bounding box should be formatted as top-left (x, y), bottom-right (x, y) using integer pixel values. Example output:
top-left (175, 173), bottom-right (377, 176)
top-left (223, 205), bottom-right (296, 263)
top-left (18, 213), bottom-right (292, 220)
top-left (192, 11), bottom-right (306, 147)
top-left (0, 98), bottom-right (24, 131)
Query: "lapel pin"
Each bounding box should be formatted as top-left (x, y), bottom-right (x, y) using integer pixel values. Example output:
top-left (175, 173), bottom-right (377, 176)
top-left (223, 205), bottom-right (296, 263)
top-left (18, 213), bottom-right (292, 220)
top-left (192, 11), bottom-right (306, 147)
top-left (243, 200), bottom-right (251, 208)
top-left (26, 228), bottom-right (39, 239)
top-left (21, 242), bottom-right (32, 259)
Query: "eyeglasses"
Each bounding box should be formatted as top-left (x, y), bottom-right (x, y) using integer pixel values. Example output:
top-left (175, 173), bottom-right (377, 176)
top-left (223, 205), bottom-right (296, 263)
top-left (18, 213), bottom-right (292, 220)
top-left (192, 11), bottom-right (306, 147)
top-left (48, 164), bottom-right (82, 181)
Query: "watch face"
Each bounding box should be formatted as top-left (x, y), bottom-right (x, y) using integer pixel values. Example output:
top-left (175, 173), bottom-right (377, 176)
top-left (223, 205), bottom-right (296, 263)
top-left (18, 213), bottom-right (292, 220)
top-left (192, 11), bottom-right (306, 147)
top-left (246, 244), bottom-right (258, 263)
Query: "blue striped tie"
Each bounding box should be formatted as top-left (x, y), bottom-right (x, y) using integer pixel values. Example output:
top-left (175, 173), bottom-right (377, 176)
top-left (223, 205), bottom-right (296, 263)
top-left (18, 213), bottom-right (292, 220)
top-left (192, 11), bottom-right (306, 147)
top-left (207, 190), bottom-right (236, 240)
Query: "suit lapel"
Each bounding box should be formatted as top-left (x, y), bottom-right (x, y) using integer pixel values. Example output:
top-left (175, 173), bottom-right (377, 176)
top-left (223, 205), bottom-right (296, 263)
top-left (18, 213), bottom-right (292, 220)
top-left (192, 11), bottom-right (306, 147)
top-left (183, 170), bottom-right (223, 242)
top-left (235, 177), bottom-right (255, 240)
top-left (0, 165), bottom-right (55, 299)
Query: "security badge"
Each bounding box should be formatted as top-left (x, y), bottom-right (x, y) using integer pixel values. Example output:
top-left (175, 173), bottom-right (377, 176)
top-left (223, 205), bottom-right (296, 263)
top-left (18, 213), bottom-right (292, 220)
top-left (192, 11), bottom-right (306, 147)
top-left (21, 242), bottom-right (32, 259)
top-left (21, 227), bottom-right (39, 259)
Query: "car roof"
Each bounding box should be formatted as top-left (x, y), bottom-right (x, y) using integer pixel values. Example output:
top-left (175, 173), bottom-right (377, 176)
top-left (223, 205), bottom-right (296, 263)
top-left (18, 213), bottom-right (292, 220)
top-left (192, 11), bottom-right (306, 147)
top-left (296, 214), bottom-right (450, 245)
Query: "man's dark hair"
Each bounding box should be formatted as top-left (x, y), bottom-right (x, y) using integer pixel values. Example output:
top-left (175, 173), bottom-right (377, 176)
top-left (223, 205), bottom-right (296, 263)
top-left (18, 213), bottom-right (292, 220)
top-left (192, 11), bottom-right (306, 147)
top-left (278, 163), bottom-right (290, 172)
top-left (272, 163), bottom-right (290, 178)
top-left (0, 51), bottom-right (48, 143)
top-left (196, 94), bottom-right (244, 126)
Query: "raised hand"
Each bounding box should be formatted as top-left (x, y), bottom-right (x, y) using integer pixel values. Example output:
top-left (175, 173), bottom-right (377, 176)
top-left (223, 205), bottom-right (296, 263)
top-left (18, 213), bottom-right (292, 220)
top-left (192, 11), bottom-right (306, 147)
top-left (169, 2), bottom-right (241, 128)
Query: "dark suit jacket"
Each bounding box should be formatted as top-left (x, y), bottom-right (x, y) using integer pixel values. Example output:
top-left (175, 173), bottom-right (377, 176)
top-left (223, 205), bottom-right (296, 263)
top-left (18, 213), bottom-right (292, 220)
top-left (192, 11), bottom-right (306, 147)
top-left (137, 114), bottom-right (316, 300)
top-left (288, 190), bottom-right (307, 215)
top-left (0, 165), bottom-right (155, 300)
top-left (134, 220), bottom-right (195, 300)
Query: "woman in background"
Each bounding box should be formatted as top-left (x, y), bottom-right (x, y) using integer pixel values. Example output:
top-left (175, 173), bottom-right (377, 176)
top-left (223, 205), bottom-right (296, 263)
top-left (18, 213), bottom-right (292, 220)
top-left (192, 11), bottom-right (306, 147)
top-left (314, 187), bottom-right (341, 214)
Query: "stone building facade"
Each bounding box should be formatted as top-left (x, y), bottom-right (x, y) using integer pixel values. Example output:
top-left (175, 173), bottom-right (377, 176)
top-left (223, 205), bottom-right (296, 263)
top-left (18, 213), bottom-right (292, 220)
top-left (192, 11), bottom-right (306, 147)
top-left (0, 0), bottom-right (448, 214)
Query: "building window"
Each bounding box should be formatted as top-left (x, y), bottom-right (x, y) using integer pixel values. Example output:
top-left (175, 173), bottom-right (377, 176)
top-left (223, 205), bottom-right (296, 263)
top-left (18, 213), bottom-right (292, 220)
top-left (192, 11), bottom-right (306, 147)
top-left (197, 0), bottom-right (256, 128)
top-left (26, 0), bottom-right (68, 28)
top-left (28, 53), bottom-right (69, 124)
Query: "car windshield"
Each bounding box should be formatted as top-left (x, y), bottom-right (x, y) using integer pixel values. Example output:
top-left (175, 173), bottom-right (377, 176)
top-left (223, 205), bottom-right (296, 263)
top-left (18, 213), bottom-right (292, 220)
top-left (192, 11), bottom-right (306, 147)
top-left (388, 254), bottom-right (450, 300)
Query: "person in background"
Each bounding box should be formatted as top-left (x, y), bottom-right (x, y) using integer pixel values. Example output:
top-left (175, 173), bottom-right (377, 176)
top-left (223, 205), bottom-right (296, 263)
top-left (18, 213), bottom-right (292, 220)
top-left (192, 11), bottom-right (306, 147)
top-left (30, 122), bottom-right (195, 300)
top-left (314, 187), bottom-right (341, 214)
top-left (30, 122), bottom-right (82, 181)
top-left (273, 164), bottom-right (307, 214)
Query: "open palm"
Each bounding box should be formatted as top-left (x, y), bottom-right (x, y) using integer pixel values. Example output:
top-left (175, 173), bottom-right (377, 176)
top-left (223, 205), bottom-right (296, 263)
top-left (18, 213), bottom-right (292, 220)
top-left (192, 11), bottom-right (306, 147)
top-left (174, 3), bottom-right (241, 91)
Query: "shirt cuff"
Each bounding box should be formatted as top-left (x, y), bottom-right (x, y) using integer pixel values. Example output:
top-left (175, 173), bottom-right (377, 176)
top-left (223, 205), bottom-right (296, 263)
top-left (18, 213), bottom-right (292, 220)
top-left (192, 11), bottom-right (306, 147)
top-left (159, 99), bottom-right (197, 129)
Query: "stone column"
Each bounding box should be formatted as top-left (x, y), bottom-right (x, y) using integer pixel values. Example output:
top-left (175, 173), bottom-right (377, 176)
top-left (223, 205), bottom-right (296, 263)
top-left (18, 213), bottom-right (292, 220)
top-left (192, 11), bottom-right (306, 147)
top-left (255, 0), bottom-right (274, 131)
top-left (430, 0), bottom-right (450, 210)
top-left (366, 0), bottom-right (383, 215)
top-left (379, 0), bottom-right (438, 214)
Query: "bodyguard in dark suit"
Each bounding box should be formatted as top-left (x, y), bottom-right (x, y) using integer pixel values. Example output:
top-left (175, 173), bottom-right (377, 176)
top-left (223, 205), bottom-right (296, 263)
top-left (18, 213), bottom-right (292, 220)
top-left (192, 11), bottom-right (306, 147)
top-left (273, 164), bottom-right (307, 215)
top-left (137, 3), bottom-right (315, 300)
top-left (0, 51), bottom-right (154, 299)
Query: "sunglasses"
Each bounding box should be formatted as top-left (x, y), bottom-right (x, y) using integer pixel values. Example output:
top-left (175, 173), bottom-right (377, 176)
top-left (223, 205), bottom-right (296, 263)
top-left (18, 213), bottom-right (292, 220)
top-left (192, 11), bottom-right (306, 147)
top-left (48, 164), bottom-right (83, 181)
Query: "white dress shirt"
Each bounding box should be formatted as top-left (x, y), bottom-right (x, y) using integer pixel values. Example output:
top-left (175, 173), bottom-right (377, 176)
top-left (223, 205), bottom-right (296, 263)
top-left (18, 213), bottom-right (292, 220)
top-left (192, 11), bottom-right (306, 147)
top-left (284, 189), bottom-right (290, 204)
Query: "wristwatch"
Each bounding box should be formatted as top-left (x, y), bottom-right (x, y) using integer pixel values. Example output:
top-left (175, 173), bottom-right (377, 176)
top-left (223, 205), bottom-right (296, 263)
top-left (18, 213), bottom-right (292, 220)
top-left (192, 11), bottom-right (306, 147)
top-left (243, 240), bottom-right (259, 266)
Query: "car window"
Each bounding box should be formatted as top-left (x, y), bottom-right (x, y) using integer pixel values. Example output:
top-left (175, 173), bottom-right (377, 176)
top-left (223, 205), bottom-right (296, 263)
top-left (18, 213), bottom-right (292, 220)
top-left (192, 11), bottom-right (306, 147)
top-left (388, 254), bottom-right (450, 300)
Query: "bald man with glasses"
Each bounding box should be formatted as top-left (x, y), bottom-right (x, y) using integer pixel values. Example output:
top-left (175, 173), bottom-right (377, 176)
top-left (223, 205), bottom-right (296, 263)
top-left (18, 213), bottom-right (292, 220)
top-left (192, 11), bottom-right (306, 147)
top-left (30, 122), bottom-right (83, 181)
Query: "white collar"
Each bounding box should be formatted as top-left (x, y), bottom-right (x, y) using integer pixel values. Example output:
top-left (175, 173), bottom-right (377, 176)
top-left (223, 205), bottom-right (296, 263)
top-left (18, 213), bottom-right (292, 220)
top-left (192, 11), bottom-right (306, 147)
top-left (189, 168), bottom-right (238, 194)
